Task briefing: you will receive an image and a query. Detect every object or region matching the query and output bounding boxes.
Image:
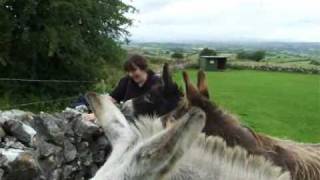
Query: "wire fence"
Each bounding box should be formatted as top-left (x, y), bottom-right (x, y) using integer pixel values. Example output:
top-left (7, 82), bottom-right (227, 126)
top-left (0, 77), bottom-right (99, 110)
top-left (1, 96), bottom-right (79, 110)
top-left (0, 78), bottom-right (98, 83)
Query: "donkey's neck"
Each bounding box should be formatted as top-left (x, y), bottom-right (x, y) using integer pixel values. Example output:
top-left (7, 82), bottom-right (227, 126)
top-left (199, 101), bottom-right (260, 152)
top-left (167, 135), bottom-right (290, 180)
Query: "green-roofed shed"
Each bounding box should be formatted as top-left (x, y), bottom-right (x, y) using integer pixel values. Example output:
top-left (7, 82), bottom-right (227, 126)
top-left (199, 56), bottom-right (228, 71)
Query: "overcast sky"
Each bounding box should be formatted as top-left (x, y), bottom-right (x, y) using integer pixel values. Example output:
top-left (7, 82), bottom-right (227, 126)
top-left (123, 0), bottom-right (320, 42)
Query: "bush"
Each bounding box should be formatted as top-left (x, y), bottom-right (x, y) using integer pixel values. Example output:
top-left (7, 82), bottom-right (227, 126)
top-left (0, 0), bottom-right (135, 112)
top-left (237, 50), bottom-right (266, 62)
top-left (199, 48), bottom-right (217, 56)
top-left (229, 61), bottom-right (320, 74)
top-left (171, 52), bottom-right (184, 60)
top-left (310, 60), bottom-right (320, 66)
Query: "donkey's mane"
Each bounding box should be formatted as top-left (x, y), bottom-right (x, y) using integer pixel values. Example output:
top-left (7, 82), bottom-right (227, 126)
top-left (216, 105), bottom-right (320, 179)
top-left (170, 134), bottom-right (290, 180)
top-left (130, 114), bottom-right (291, 180)
top-left (131, 115), bottom-right (164, 140)
top-left (275, 138), bottom-right (320, 180)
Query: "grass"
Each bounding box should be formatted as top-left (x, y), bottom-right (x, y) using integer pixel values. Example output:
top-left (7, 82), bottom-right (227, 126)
top-left (174, 70), bottom-right (320, 143)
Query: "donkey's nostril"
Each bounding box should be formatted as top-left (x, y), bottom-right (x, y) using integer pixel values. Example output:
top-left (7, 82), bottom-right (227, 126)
top-left (197, 113), bottom-right (205, 119)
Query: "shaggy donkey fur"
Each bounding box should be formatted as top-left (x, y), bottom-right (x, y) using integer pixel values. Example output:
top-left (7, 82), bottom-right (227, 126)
top-left (182, 70), bottom-right (320, 180)
top-left (86, 92), bottom-right (290, 180)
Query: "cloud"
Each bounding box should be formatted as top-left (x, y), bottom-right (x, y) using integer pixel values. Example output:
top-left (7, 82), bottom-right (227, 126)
top-left (123, 0), bottom-right (320, 42)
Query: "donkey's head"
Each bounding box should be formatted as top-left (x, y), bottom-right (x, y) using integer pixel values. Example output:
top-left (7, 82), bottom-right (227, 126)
top-left (86, 92), bottom-right (206, 180)
top-left (85, 92), bottom-right (133, 146)
top-left (183, 70), bottom-right (214, 111)
top-left (121, 63), bottom-right (183, 118)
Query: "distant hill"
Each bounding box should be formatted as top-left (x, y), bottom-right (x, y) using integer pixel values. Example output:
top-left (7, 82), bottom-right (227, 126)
top-left (127, 42), bottom-right (320, 58)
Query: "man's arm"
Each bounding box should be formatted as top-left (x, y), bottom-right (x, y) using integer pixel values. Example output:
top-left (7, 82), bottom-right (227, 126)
top-left (110, 76), bottom-right (129, 103)
top-left (70, 95), bottom-right (89, 109)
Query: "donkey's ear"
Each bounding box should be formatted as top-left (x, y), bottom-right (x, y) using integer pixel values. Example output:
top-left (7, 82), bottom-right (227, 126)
top-left (197, 70), bottom-right (210, 99)
top-left (85, 92), bottom-right (134, 146)
top-left (138, 107), bottom-right (205, 171)
top-left (182, 71), bottom-right (199, 100)
top-left (162, 63), bottom-right (173, 87)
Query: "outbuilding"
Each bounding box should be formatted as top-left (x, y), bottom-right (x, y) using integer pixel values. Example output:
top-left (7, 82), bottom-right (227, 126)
top-left (199, 56), bottom-right (228, 71)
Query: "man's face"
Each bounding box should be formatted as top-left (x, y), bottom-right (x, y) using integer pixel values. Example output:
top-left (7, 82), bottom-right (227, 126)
top-left (128, 68), bottom-right (146, 84)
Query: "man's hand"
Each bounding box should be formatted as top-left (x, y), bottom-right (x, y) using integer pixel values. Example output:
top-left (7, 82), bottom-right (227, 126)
top-left (83, 113), bottom-right (96, 122)
top-left (108, 96), bottom-right (116, 103)
top-left (83, 95), bottom-right (116, 122)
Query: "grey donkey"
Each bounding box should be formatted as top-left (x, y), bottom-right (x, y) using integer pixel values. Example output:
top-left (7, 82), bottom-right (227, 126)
top-left (85, 92), bottom-right (290, 180)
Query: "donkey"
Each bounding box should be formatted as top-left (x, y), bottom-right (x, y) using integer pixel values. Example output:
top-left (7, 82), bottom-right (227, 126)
top-left (85, 92), bottom-right (290, 180)
top-left (121, 64), bottom-right (320, 180)
top-left (182, 70), bottom-right (320, 180)
top-left (121, 63), bottom-right (182, 118)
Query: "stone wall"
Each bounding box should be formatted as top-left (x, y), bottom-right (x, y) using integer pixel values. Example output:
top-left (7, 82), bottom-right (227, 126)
top-left (0, 107), bottom-right (111, 180)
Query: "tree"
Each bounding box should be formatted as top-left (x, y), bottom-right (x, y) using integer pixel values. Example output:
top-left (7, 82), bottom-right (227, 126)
top-left (0, 0), bottom-right (135, 110)
top-left (251, 50), bottom-right (266, 62)
top-left (199, 48), bottom-right (217, 56)
top-left (0, 1), bottom-right (134, 89)
top-left (171, 52), bottom-right (184, 60)
top-left (237, 50), bottom-right (266, 62)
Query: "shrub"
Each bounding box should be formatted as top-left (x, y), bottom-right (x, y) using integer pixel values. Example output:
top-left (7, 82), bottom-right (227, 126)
top-left (310, 60), bottom-right (320, 66)
top-left (171, 52), bottom-right (184, 60)
top-left (0, 0), bottom-right (135, 112)
top-left (229, 61), bottom-right (320, 74)
top-left (199, 48), bottom-right (217, 56)
top-left (237, 50), bottom-right (266, 62)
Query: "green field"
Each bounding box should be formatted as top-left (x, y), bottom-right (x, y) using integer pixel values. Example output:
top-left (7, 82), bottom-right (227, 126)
top-left (174, 70), bottom-right (320, 143)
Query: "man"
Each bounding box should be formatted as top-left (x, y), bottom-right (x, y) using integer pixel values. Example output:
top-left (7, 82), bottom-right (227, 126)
top-left (82, 54), bottom-right (161, 121)
top-left (110, 54), bottom-right (161, 103)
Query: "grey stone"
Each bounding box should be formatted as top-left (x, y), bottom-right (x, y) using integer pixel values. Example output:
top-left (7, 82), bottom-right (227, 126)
top-left (92, 150), bottom-right (106, 164)
top-left (35, 137), bottom-right (62, 158)
top-left (95, 136), bottom-right (110, 150)
top-left (91, 136), bottom-right (111, 164)
top-left (32, 114), bottom-right (64, 145)
top-left (61, 108), bottom-right (82, 122)
top-left (6, 152), bottom-right (41, 180)
top-left (0, 110), bottom-right (33, 124)
top-left (63, 165), bottom-right (75, 179)
top-left (64, 121), bottom-right (75, 138)
top-left (0, 153), bottom-right (8, 166)
top-left (38, 155), bottom-right (59, 178)
top-left (0, 126), bottom-right (6, 138)
top-left (0, 168), bottom-right (4, 179)
top-left (64, 139), bottom-right (77, 162)
top-left (2, 120), bottom-right (35, 145)
top-left (8, 141), bottom-right (26, 150)
top-left (77, 141), bottom-right (93, 166)
top-left (74, 118), bottom-right (101, 140)
top-left (90, 164), bottom-right (99, 177)
top-left (49, 168), bottom-right (62, 180)
top-left (3, 136), bottom-right (26, 150)
top-left (0, 148), bottom-right (25, 165)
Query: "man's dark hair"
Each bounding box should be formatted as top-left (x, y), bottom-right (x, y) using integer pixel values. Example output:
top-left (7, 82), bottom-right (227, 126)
top-left (124, 54), bottom-right (148, 72)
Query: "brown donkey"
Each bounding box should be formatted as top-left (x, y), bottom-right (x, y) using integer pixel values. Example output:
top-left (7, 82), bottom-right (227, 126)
top-left (182, 70), bottom-right (320, 180)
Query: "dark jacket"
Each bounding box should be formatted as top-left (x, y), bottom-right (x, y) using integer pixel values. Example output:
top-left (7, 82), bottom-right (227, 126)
top-left (71, 70), bottom-right (160, 108)
top-left (110, 70), bottom-right (161, 103)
